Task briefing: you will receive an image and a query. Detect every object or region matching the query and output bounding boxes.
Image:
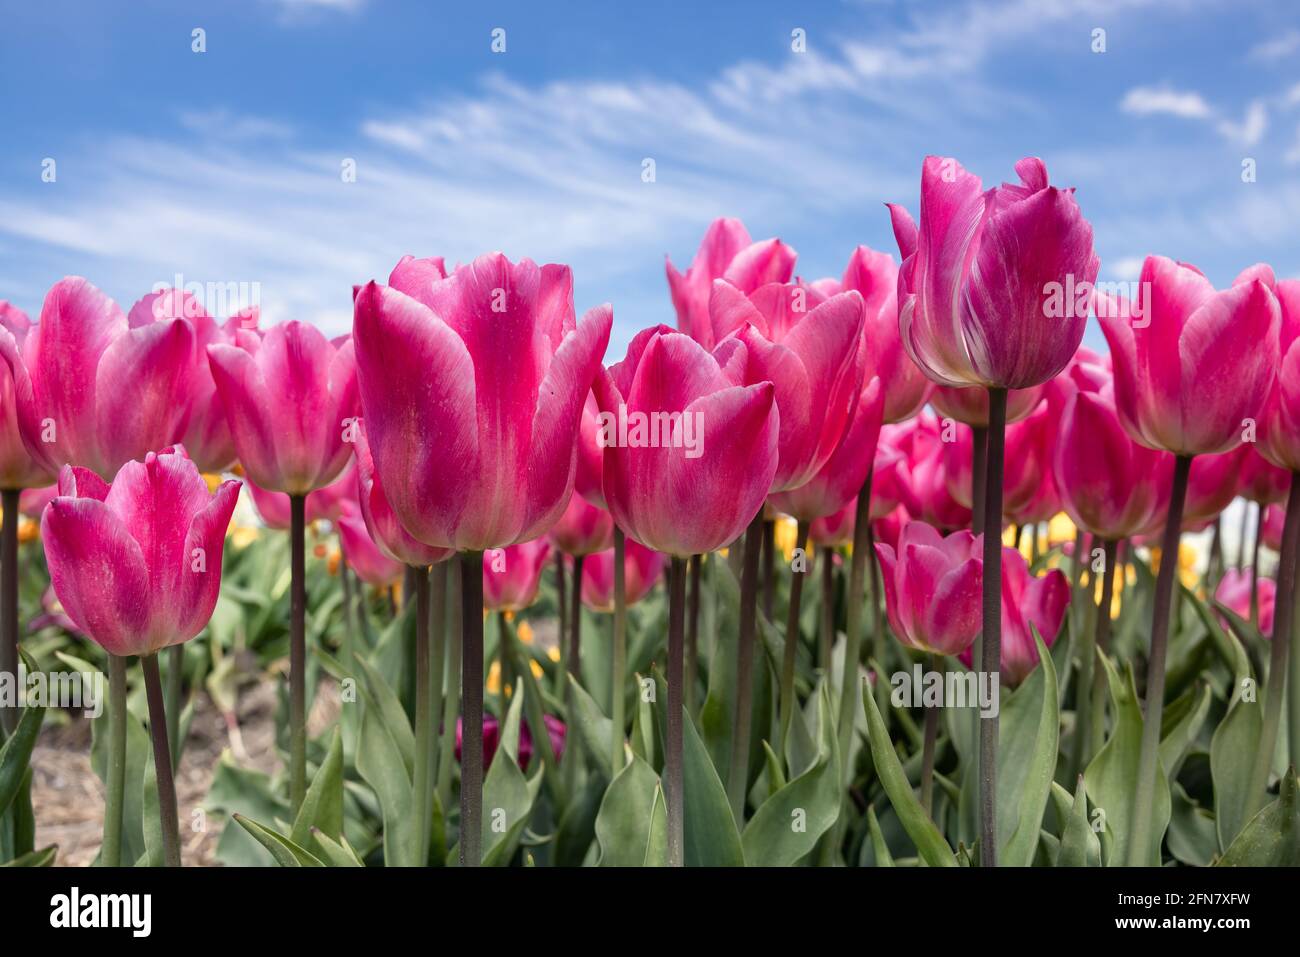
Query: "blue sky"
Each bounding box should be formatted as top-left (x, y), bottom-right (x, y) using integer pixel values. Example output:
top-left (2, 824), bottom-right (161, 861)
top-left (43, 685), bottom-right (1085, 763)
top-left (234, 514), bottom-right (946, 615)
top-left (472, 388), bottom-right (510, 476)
top-left (1, 0), bottom-right (1298, 357)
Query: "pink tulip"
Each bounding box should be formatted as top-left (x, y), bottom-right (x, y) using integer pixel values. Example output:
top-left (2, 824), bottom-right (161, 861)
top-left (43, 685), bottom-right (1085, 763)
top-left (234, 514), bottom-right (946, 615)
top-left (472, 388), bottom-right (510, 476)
top-left (594, 325), bottom-right (778, 557)
top-left (130, 289), bottom-right (259, 474)
top-left (483, 539), bottom-right (552, 612)
top-left (813, 247), bottom-right (930, 423)
top-left (1263, 503), bottom-right (1285, 552)
top-left (353, 424), bottom-right (452, 567)
top-left (208, 321), bottom-right (358, 496)
top-left (244, 464), bottom-right (358, 530)
top-left (1099, 256), bottom-right (1280, 456)
top-left (709, 281), bottom-right (867, 493)
top-left (874, 521), bottom-right (983, 656)
top-left (41, 446), bottom-right (240, 656)
top-left (574, 392), bottom-right (606, 508)
top-left (18, 483), bottom-right (57, 518)
top-left (353, 253), bottom-right (612, 551)
top-left (945, 400), bottom-right (1056, 516)
top-left (666, 218), bottom-right (797, 351)
top-left (1252, 272), bottom-right (1300, 472)
top-left (929, 383), bottom-right (1043, 427)
top-left (888, 156), bottom-right (1098, 390)
top-left (548, 490), bottom-right (615, 556)
top-left (958, 547), bottom-right (1070, 686)
top-left (0, 304), bottom-right (56, 490)
top-left (580, 538), bottom-right (666, 612)
top-left (1239, 446), bottom-right (1290, 505)
top-left (887, 413), bottom-right (972, 532)
top-left (873, 506), bottom-right (909, 552)
top-left (0, 278), bottom-right (195, 480)
top-left (768, 376), bottom-right (884, 521)
top-left (456, 714), bottom-right (566, 771)
top-left (1180, 445), bottom-right (1251, 531)
top-left (336, 503), bottom-right (405, 587)
top-left (1215, 569), bottom-right (1274, 637)
top-left (1054, 389), bottom-right (1165, 540)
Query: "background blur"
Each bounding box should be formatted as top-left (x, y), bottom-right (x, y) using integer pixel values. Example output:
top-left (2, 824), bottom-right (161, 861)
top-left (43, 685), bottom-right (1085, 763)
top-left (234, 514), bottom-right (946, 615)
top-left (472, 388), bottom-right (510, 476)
top-left (1, 0), bottom-right (1297, 356)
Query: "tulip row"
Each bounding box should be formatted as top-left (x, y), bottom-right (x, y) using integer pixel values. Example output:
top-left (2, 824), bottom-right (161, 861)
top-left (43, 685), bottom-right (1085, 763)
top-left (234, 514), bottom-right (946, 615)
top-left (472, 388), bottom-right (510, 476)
top-left (0, 152), bottom-right (1296, 869)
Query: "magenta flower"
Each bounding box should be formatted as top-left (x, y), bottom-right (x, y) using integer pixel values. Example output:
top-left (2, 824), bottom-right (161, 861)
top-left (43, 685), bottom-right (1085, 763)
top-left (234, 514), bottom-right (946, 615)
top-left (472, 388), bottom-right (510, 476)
top-left (666, 218), bottom-right (797, 351)
top-left (548, 490), bottom-right (615, 556)
top-left (0, 303), bottom-right (55, 490)
top-left (336, 503), bottom-right (405, 587)
top-left (483, 539), bottom-right (553, 612)
top-left (874, 521), bottom-right (983, 657)
top-left (1215, 568), bottom-right (1274, 637)
top-left (40, 446), bottom-right (240, 657)
top-left (1180, 446), bottom-right (1251, 532)
top-left (888, 156), bottom-right (1098, 390)
top-left (887, 413), bottom-right (972, 532)
top-left (580, 538), bottom-right (666, 612)
top-left (353, 423), bottom-right (452, 567)
top-left (244, 464), bottom-right (358, 530)
top-left (708, 281), bottom-right (867, 492)
top-left (1252, 272), bottom-right (1300, 472)
top-left (1239, 446), bottom-right (1291, 506)
top-left (353, 253), bottom-right (611, 551)
top-left (574, 392), bottom-right (607, 508)
top-left (456, 714), bottom-right (566, 771)
top-left (1099, 256), bottom-right (1280, 456)
top-left (930, 383), bottom-right (1043, 427)
top-left (208, 321), bottom-right (358, 496)
top-left (594, 325), bottom-right (778, 557)
top-left (0, 278), bottom-right (195, 480)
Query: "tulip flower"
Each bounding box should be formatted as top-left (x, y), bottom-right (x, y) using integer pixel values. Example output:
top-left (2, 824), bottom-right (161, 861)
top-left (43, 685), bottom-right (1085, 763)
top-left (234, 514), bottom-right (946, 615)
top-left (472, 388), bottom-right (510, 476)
top-left (483, 539), bottom-right (552, 613)
top-left (580, 538), bottom-right (665, 612)
top-left (1096, 256), bottom-right (1281, 863)
top-left (353, 425), bottom-right (451, 568)
top-left (875, 522), bottom-right (983, 657)
top-left (244, 464), bottom-right (358, 530)
top-left (354, 252), bottom-right (611, 866)
top-left (595, 323), bottom-right (778, 862)
top-left (666, 218), bottom-right (797, 351)
top-left (890, 155), bottom-right (1097, 865)
top-left (42, 446), bottom-right (239, 867)
top-left (1216, 569), bottom-right (1275, 638)
top-left (1180, 446), bottom-right (1250, 532)
top-left (930, 384), bottom-right (1043, 427)
top-left (1239, 446), bottom-right (1290, 507)
top-left (456, 714), bottom-right (566, 772)
top-left (336, 504), bottom-right (405, 587)
top-left (889, 414), bottom-right (972, 533)
top-left (208, 319), bottom-right (359, 813)
top-left (547, 490), bottom-right (614, 717)
top-left (1262, 504), bottom-right (1284, 553)
top-left (574, 392), bottom-right (606, 508)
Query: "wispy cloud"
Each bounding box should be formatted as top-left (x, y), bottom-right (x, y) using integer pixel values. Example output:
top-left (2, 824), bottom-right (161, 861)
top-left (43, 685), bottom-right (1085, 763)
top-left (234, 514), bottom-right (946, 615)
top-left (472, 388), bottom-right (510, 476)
top-left (1249, 29), bottom-right (1300, 61)
top-left (1120, 86), bottom-right (1213, 119)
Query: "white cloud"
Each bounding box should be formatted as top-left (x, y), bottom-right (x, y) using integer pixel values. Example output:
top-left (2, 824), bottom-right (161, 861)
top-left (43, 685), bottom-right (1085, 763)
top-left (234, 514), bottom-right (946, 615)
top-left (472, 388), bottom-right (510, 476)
top-left (1120, 86), bottom-right (1213, 119)
top-left (1249, 29), bottom-right (1300, 60)
top-left (1108, 257), bottom-right (1145, 281)
top-left (1217, 100), bottom-right (1268, 148)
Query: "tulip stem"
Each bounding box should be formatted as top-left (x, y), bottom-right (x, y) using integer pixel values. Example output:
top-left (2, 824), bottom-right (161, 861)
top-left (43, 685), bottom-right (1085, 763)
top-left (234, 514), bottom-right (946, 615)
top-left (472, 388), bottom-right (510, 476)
top-left (978, 387), bottom-right (1007, 867)
top-left (971, 426), bottom-right (988, 536)
top-left (102, 653), bottom-right (127, 867)
top-left (1251, 503), bottom-right (1264, 627)
top-left (1249, 474), bottom-right (1300, 819)
top-left (459, 550), bottom-right (485, 867)
top-left (666, 555), bottom-right (688, 866)
top-left (819, 547), bottom-right (835, 674)
top-left (427, 562), bottom-right (447, 787)
top-left (726, 513), bottom-right (765, 823)
top-left (140, 654), bottom-right (181, 867)
top-left (762, 519), bottom-right (776, 623)
top-left (554, 551), bottom-right (566, 684)
top-left (287, 494), bottom-right (307, 812)
top-left (778, 520), bottom-right (811, 757)
top-left (412, 564), bottom-right (432, 865)
top-left (686, 552), bottom-right (702, 715)
top-left (837, 469), bottom-right (874, 785)
top-left (920, 654), bottom-right (941, 817)
top-left (1126, 453), bottom-right (1191, 866)
top-left (164, 644), bottom-right (183, 771)
top-left (568, 555), bottom-right (585, 683)
top-left (435, 560), bottom-right (462, 827)
top-left (611, 529), bottom-right (628, 776)
top-left (0, 487), bottom-right (18, 738)
top-left (339, 544), bottom-right (357, 668)
top-left (1072, 538), bottom-right (1116, 781)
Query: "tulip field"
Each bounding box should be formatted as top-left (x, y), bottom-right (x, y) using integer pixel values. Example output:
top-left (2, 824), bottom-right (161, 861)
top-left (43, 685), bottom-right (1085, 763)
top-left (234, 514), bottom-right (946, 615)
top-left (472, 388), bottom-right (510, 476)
top-left (0, 147), bottom-right (1297, 886)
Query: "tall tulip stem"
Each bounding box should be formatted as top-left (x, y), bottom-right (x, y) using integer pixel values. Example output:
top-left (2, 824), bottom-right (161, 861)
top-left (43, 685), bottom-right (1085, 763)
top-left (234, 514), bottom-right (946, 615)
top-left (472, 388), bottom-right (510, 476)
top-left (164, 644), bottom-right (183, 770)
top-left (666, 555), bottom-right (688, 866)
top-left (978, 387), bottom-right (1007, 867)
top-left (459, 550), bottom-right (485, 867)
top-left (920, 654), bottom-right (942, 817)
top-left (778, 520), bottom-right (811, 755)
top-left (971, 426), bottom-right (988, 536)
top-left (726, 513), bottom-right (765, 822)
top-left (1251, 473), bottom-right (1300, 815)
top-left (412, 564), bottom-right (432, 865)
top-left (1251, 503), bottom-right (1264, 626)
top-left (140, 654), bottom-right (181, 867)
top-left (1073, 538), bottom-right (1116, 779)
top-left (288, 494), bottom-right (307, 812)
top-left (435, 560), bottom-right (462, 823)
top-left (102, 653), bottom-right (128, 867)
top-left (819, 548), bottom-right (835, 673)
top-left (611, 528), bottom-right (628, 776)
top-left (0, 488), bottom-right (18, 737)
top-left (686, 552), bottom-right (702, 714)
top-left (1126, 453), bottom-right (1191, 866)
top-left (762, 519), bottom-right (776, 623)
top-left (836, 468), bottom-right (874, 784)
top-left (568, 555), bottom-right (585, 682)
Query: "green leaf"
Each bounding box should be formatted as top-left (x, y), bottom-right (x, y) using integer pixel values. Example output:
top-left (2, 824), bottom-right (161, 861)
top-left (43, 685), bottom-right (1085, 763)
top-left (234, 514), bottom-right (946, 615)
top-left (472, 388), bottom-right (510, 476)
top-left (761, 741), bottom-right (787, 797)
top-left (207, 757), bottom-right (290, 867)
top-left (565, 674), bottom-right (613, 778)
top-left (1167, 783), bottom-right (1218, 867)
top-left (355, 703), bottom-right (416, 866)
top-left (1, 844), bottom-right (56, 867)
top-left (1217, 768), bottom-right (1300, 866)
top-left (0, 683), bottom-right (45, 818)
top-left (1210, 673), bottom-right (1262, 852)
top-left (309, 827), bottom-right (365, 867)
top-left (291, 726), bottom-right (344, 849)
top-left (474, 690), bottom-right (541, 867)
top-left (1159, 683), bottom-right (1211, 780)
top-left (1083, 654), bottom-right (1170, 866)
top-left (595, 754), bottom-right (665, 866)
top-left (644, 784), bottom-right (668, 867)
top-left (742, 688), bottom-right (841, 866)
top-left (1056, 775), bottom-right (1101, 867)
top-left (1002, 626), bottom-right (1059, 867)
top-left (683, 706), bottom-right (745, 866)
top-left (233, 815), bottom-right (325, 866)
top-left (861, 679), bottom-right (957, 867)
top-left (141, 749), bottom-right (163, 868)
top-left (353, 651), bottom-right (414, 775)
top-left (866, 806), bottom-right (894, 867)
